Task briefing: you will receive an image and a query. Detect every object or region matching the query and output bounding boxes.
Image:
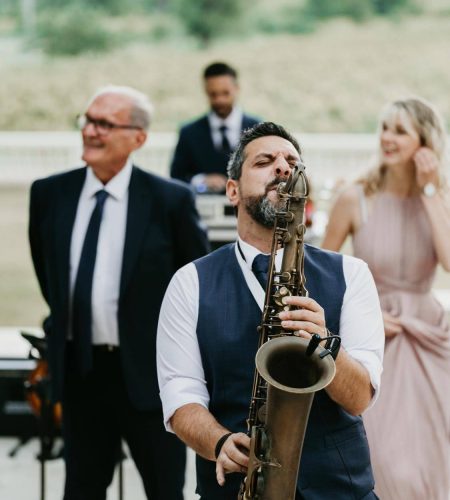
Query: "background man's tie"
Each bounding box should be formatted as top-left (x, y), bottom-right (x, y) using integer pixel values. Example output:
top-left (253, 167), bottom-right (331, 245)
top-left (219, 125), bottom-right (231, 154)
top-left (252, 253), bottom-right (271, 289)
top-left (71, 189), bottom-right (109, 375)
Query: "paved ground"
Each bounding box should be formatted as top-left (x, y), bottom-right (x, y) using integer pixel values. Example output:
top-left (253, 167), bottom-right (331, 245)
top-left (0, 437), bottom-right (198, 499)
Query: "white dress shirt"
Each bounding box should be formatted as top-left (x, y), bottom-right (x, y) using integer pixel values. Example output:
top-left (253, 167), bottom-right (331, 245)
top-left (157, 238), bottom-right (385, 431)
top-left (208, 106), bottom-right (243, 150)
top-left (69, 160), bottom-right (132, 346)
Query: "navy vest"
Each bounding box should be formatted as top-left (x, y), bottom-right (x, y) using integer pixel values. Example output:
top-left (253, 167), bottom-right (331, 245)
top-left (194, 244), bottom-right (375, 500)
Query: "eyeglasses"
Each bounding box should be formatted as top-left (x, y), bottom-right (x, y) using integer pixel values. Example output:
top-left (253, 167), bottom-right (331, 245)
top-left (76, 114), bottom-right (141, 135)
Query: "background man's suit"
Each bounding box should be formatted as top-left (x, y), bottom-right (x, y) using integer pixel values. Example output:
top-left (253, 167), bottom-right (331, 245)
top-left (170, 114), bottom-right (260, 183)
top-left (29, 165), bottom-right (210, 499)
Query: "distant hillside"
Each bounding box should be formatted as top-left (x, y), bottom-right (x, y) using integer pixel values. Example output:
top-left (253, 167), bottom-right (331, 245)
top-left (1, 14), bottom-right (449, 132)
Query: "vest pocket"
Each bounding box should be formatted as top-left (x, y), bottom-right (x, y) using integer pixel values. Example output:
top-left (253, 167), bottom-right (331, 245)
top-left (299, 422), bottom-right (374, 497)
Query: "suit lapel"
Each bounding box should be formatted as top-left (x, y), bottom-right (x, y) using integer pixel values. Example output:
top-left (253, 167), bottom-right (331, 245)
top-left (54, 168), bottom-right (86, 315)
top-left (241, 114), bottom-right (254, 131)
top-left (120, 166), bottom-right (154, 297)
top-left (200, 116), bottom-right (217, 153)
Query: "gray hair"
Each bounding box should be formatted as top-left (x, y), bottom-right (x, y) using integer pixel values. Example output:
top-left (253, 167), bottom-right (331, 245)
top-left (89, 84), bottom-right (154, 130)
top-left (227, 122), bottom-right (301, 180)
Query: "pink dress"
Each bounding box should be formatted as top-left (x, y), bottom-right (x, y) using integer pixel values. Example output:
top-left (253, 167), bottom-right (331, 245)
top-left (353, 190), bottom-right (450, 500)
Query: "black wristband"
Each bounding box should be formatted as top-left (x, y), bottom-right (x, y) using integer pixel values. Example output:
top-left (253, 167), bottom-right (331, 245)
top-left (214, 432), bottom-right (233, 459)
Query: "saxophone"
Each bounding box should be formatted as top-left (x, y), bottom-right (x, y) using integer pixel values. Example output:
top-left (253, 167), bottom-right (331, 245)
top-left (238, 162), bottom-right (338, 500)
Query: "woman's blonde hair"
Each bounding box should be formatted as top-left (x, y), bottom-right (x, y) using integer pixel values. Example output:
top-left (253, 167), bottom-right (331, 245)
top-left (359, 97), bottom-right (448, 195)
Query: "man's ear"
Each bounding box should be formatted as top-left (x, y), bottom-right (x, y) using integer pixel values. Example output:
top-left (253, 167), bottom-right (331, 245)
top-left (134, 130), bottom-right (147, 149)
top-left (226, 178), bottom-right (239, 206)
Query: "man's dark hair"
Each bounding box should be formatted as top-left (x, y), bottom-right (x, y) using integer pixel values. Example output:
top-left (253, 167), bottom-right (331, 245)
top-left (227, 122), bottom-right (301, 180)
top-left (203, 62), bottom-right (237, 80)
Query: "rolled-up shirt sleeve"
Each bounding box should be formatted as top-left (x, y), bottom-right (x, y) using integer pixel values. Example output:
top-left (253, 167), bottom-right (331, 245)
top-left (341, 255), bottom-right (384, 407)
top-left (157, 263), bottom-right (210, 432)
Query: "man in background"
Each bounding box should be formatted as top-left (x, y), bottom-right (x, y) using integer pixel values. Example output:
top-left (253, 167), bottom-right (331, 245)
top-left (170, 61), bottom-right (260, 193)
top-left (29, 85), bottom-right (210, 500)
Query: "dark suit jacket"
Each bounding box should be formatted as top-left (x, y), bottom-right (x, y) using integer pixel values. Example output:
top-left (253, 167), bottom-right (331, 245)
top-left (29, 165), bottom-right (210, 411)
top-left (170, 113), bottom-right (260, 182)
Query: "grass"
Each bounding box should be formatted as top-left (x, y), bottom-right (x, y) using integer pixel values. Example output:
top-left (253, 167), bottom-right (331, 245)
top-left (0, 186), bottom-right (47, 326)
top-left (0, 15), bottom-right (450, 132)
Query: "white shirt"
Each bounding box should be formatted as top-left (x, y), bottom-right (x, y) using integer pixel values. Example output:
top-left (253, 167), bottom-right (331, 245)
top-left (208, 106), bottom-right (243, 150)
top-left (157, 238), bottom-right (384, 431)
top-left (69, 160), bottom-right (132, 345)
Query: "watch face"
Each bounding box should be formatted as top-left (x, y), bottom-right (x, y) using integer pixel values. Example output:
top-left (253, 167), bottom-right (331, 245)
top-left (423, 182), bottom-right (437, 197)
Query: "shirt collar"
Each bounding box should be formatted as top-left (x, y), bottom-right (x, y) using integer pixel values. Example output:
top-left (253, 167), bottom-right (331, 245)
top-left (237, 236), bottom-right (283, 270)
top-left (208, 106), bottom-right (243, 130)
top-left (85, 159), bottom-right (133, 201)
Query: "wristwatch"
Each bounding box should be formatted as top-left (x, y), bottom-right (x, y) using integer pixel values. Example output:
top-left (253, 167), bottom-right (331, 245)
top-left (422, 182), bottom-right (437, 198)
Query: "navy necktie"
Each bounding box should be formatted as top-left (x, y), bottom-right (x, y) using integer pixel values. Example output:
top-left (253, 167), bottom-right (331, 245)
top-left (71, 189), bottom-right (109, 375)
top-left (219, 125), bottom-right (231, 154)
top-left (252, 253), bottom-right (270, 289)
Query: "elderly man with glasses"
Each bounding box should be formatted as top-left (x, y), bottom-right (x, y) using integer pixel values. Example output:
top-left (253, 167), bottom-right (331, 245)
top-left (29, 85), bottom-right (210, 500)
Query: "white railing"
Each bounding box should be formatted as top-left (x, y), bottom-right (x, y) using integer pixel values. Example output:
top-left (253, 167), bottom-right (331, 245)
top-left (0, 131), bottom-right (378, 185)
top-left (1, 131), bottom-right (449, 185)
top-left (0, 132), bottom-right (449, 313)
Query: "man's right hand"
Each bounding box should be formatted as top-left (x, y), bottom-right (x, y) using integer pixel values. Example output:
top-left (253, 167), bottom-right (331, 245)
top-left (204, 173), bottom-right (227, 193)
top-left (216, 432), bottom-right (250, 486)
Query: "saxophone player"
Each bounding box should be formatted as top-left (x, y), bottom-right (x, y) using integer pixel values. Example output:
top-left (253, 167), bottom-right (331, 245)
top-left (157, 122), bottom-right (384, 499)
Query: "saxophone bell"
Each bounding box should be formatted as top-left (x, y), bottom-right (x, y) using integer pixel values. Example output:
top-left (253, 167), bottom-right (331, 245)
top-left (240, 337), bottom-right (335, 500)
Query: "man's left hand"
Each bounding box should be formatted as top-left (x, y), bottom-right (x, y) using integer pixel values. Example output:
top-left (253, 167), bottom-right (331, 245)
top-left (278, 296), bottom-right (326, 339)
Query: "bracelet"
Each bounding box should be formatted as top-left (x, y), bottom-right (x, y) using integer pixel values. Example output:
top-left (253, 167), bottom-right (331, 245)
top-left (214, 432), bottom-right (233, 459)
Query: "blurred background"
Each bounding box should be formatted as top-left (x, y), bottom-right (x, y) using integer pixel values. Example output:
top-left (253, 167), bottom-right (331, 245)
top-left (0, 0), bottom-right (449, 326)
top-left (1, 0), bottom-right (450, 132)
top-left (0, 1), bottom-right (449, 497)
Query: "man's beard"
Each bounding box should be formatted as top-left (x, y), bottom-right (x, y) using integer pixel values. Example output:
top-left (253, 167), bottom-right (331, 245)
top-left (212, 104), bottom-right (232, 118)
top-left (243, 177), bottom-right (286, 229)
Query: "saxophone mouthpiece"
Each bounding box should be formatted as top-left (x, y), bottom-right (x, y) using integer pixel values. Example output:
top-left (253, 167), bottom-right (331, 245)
top-left (276, 181), bottom-right (287, 195)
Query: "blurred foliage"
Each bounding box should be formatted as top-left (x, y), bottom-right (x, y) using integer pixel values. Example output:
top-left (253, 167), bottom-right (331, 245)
top-left (0, 1), bottom-right (17, 16)
top-left (3, 0), bottom-right (426, 52)
top-left (372, 0), bottom-right (420, 15)
top-left (1, 15), bottom-right (449, 133)
top-left (39, 0), bottom-right (146, 15)
top-left (146, 12), bottom-right (186, 41)
top-left (171, 0), bottom-right (243, 45)
top-left (254, 3), bottom-right (316, 35)
top-left (35, 5), bottom-right (112, 55)
top-left (304, 0), bottom-right (375, 22)
top-left (303, 0), bottom-right (419, 21)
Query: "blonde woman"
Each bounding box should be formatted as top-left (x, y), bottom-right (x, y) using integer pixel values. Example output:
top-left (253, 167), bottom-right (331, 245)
top-left (322, 97), bottom-right (450, 500)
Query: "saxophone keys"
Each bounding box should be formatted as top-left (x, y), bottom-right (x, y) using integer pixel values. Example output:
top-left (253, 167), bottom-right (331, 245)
top-left (282, 231), bottom-right (292, 243)
top-left (297, 223), bottom-right (306, 237)
top-left (273, 286), bottom-right (291, 306)
top-left (257, 404), bottom-right (267, 424)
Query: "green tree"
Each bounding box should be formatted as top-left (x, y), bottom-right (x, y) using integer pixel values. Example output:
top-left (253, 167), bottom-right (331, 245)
top-left (0, 0), bottom-right (19, 15)
top-left (304, 0), bottom-right (417, 21)
top-left (36, 4), bottom-right (112, 55)
top-left (38, 0), bottom-right (147, 15)
top-left (372, 0), bottom-right (417, 14)
top-left (305, 0), bottom-right (374, 22)
top-left (173, 0), bottom-right (242, 45)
